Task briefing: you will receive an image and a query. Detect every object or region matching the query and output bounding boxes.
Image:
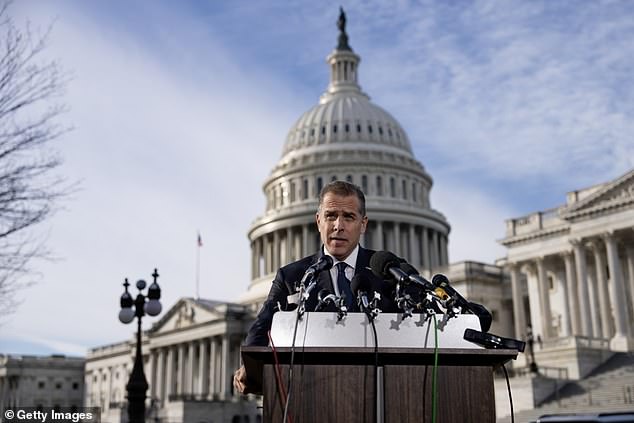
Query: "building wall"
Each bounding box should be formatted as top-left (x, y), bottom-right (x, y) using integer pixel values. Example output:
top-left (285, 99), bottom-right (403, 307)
top-left (0, 354), bottom-right (84, 411)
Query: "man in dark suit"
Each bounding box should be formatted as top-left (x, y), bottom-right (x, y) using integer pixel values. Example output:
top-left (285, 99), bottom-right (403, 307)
top-left (233, 180), bottom-right (394, 394)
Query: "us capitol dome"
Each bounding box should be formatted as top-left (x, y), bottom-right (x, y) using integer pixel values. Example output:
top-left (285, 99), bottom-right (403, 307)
top-left (241, 10), bottom-right (450, 305)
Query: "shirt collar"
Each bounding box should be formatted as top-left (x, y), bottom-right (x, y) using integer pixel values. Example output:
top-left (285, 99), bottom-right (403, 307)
top-left (324, 244), bottom-right (359, 271)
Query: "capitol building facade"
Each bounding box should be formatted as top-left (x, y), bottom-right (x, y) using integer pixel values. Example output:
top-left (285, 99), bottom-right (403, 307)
top-left (72, 11), bottom-right (634, 423)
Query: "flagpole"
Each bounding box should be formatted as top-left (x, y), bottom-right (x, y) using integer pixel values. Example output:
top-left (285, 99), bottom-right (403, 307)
top-left (196, 232), bottom-right (202, 299)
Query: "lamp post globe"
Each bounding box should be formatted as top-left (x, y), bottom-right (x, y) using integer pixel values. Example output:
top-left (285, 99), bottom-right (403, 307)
top-left (118, 269), bottom-right (162, 423)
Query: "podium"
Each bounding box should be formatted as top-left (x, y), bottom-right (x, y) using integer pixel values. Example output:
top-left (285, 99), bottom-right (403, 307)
top-left (241, 313), bottom-right (517, 423)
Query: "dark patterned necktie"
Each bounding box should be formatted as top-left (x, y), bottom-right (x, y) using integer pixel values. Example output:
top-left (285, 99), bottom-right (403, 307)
top-left (337, 262), bottom-right (355, 311)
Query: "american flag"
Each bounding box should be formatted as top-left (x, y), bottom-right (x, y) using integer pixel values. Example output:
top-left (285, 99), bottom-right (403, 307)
top-left (197, 232), bottom-right (203, 247)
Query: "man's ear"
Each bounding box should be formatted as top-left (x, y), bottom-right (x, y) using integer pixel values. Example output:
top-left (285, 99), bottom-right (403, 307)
top-left (361, 216), bottom-right (368, 233)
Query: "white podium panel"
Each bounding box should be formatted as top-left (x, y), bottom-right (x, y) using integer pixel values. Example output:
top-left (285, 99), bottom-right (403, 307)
top-left (270, 312), bottom-right (483, 349)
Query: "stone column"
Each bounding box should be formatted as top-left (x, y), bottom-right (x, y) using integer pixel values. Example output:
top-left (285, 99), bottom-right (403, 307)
top-left (294, 229), bottom-right (302, 261)
top-left (409, 225), bottom-right (417, 267)
top-left (165, 346), bottom-right (174, 401)
top-left (562, 251), bottom-right (580, 335)
top-left (440, 234), bottom-right (448, 266)
top-left (431, 231), bottom-right (439, 270)
top-left (536, 257), bottom-right (553, 338)
top-left (251, 241), bottom-right (256, 280)
top-left (264, 235), bottom-right (271, 274)
top-left (422, 227), bottom-right (429, 271)
top-left (273, 231), bottom-right (280, 271)
top-left (302, 224), bottom-right (309, 257)
top-left (572, 239), bottom-right (593, 337)
top-left (177, 344), bottom-right (185, 396)
top-left (603, 232), bottom-right (632, 350)
top-left (626, 247), bottom-right (634, 326)
top-left (155, 348), bottom-right (164, 402)
top-left (589, 240), bottom-right (613, 339)
top-left (197, 340), bottom-right (207, 396)
top-left (286, 227), bottom-right (292, 265)
top-left (147, 350), bottom-right (155, 398)
top-left (509, 263), bottom-right (526, 339)
top-left (375, 221), bottom-right (384, 251)
top-left (209, 337), bottom-right (217, 396)
top-left (221, 335), bottom-right (230, 398)
top-left (188, 341), bottom-right (196, 394)
top-left (394, 223), bottom-right (401, 256)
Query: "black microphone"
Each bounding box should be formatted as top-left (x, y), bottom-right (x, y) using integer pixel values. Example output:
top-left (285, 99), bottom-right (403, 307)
top-left (351, 273), bottom-right (372, 311)
top-left (432, 274), bottom-right (492, 332)
top-left (432, 274), bottom-right (470, 308)
top-left (369, 251), bottom-right (434, 293)
top-left (315, 289), bottom-right (337, 311)
top-left (369, 251), bottom-right (410, 285)
top-left (398, 262), bottom-right (435, 291)
top-left (300, 255), bottom-right (334, 286)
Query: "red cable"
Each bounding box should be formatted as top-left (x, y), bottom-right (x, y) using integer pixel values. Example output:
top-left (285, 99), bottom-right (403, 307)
top-left (268, 331), bottom-right (293, 423)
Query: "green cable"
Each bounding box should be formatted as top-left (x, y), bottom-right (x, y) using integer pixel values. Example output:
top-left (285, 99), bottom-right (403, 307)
top-left (431, 314), bottom-right (439, 423)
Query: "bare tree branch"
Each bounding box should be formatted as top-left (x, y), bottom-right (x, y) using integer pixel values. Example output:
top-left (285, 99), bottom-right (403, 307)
top-left (0, 1), bottom-right (72, 317)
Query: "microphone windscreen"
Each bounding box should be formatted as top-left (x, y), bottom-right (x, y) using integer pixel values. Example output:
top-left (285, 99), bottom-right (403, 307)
top-left (350, 271), bottom-right (373, 295)
top-left (432, 273), bottom-right (449, 287)
top-left (317, 255), bottom-right (334, 271)
top-left (369, 250), bottom-right (400, 279)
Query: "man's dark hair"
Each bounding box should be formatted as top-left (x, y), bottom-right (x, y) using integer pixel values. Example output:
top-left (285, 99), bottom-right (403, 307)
top-left (318, 180), bottom-right (366, 216)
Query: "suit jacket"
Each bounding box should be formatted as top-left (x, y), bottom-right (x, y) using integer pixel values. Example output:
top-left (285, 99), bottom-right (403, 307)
top-left (244, 246), bottom-right (396, 346)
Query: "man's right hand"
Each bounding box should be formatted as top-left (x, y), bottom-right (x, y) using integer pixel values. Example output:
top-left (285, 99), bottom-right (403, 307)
top-left (233, 365), bottom-right (250, 395)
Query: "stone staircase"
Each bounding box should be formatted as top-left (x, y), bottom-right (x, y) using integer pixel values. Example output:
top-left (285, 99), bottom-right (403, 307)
top-left (497, 353), bottom-right (634, 423)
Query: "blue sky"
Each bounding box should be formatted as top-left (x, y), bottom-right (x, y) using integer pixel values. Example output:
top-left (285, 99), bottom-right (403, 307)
top-left (1, 0), bottom-right (632, 356)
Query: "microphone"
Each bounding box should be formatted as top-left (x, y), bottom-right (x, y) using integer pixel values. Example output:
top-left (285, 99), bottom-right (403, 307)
top-left (432, 274), bottom-right (492, 332)
top-left (369, 251), bottom-right (410, 284)
top-left (315, 289), bottom-right (337, 311)
top-left (369, 251), bottom-right (434, 292)
top-left (398, 262), bottom-right (435, 291)
top-left (432, 274), bottom-right (470, 308)
top-left (350, 273), bottom-right (372, 311)
top-left (300, 255), bottom-right (334, 288)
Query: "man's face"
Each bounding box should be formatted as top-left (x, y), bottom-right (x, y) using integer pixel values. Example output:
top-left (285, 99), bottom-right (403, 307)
top-left (316, 193), bottom-right (368, 261)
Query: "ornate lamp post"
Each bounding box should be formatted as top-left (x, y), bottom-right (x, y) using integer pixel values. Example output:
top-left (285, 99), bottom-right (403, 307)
top-left (119, 268), bottom-right (162, 423)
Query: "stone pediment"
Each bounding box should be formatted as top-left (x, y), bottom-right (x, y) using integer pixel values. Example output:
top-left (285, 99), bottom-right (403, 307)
top-left (560, 169), bottom-right (634, 219)
top-left (149, 297), bottom-right (229, 335)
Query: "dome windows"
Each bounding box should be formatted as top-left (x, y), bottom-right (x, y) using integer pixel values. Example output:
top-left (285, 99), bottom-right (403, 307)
top-left (345, 123), bottom-right (350, 133)
top-left (376, 176), bottom-right (383, 196)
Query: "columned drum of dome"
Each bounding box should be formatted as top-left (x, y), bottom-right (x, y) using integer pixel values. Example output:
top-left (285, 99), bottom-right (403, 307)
top-left (241, 10), bottom-right (450, 305)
